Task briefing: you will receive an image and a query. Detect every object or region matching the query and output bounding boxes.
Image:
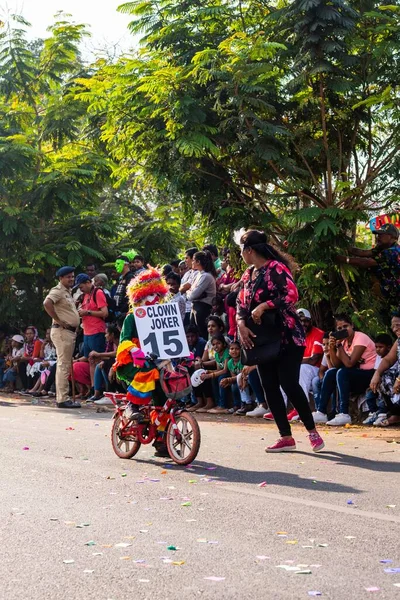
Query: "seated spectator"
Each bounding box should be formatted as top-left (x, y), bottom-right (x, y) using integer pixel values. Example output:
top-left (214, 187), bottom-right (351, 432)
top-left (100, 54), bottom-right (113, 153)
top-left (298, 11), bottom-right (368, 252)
top-left (200, 334), bottom-right (230, 414)
top-left (220, 340), bottom-right (254, 415)
top-left (187, 251), bottom-right (217, 339)
top-left (0, 325), bottom-right (8, 388)
top-left (311, 332), bottom-right (334, 416)
top-left (288, 308), bottom-right (324, 422)
top-left (189, 315), bottom-right (228, 412)
top-left (370, 314), bottom-right (400, 426)
top-left (363, 333), bottom-right (395, 424)
top-left (18, 326), bottom-right (43, 391)
top-left (186, 326), bottom-right (207, 361)
top-left (313, 313), bottom-right (377, 425)
top-left (245, 365), bottom-right (270, 417)
top-left (87, 325), bottom-right (120, 405)
top-left (27, 329), bottom-right (57, 395)
top-left (166, 272), bottom-right (186, 322)
top-left (2, 335), bottom-right (25, 393)
top-left (72, 355), bottom-right (91, 399)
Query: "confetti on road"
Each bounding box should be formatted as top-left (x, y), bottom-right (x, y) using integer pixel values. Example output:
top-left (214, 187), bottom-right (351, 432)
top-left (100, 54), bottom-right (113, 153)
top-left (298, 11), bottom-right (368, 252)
top-left (181, 502), bottom-right (192, 507)
top-left (204, 577), bottom-right (225, 581)
top-left (385, 568), bottom-right (400, 574)
top-left (115, 543), bottom-right (132, 548)
top-left (22, 447), bottom-right (29, 450)
top-left (347, 500), bottom-right (354, 505)
top-left (308, 593), bottom-right (322, 597)
top-left (256, 556), bottom-right (270, 560)
top-left (167, 545), bottom-right (177, 551)
top-left (258, 481), bottom-right (267, 487)
top-left (365, 587), bottom-right (380, 592)
top-left (83, 569), bottom-right (94, 574)
top-left (63, 559), bottom-right (74, 564)
top-left (84, 541), bottom-right (96, 546)
top-left (380, 560), bottom-right (393, 564)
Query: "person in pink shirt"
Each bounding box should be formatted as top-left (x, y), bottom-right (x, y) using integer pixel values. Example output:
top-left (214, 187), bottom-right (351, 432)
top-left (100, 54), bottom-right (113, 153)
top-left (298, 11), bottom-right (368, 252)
top-left (313, 313), bottom-right (377, 426)
top-left (76, 273), bottom-right (108, 387)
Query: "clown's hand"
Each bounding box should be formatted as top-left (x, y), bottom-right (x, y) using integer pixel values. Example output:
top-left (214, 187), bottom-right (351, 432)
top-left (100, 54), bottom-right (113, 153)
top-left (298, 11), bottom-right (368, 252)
top-left (130, 348), bottom-right (147, 367)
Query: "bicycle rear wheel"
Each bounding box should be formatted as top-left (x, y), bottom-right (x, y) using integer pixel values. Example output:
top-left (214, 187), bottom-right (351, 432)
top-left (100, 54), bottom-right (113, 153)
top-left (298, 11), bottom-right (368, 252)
top-left (111, 414), bottom-right (141, 459)
top-left (166, 411), bottom-right (201, 465)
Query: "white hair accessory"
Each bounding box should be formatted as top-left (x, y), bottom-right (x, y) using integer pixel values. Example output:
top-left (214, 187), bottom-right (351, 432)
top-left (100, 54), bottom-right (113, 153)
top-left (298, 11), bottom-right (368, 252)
top-left (233, 228), bottom-right (246, 247)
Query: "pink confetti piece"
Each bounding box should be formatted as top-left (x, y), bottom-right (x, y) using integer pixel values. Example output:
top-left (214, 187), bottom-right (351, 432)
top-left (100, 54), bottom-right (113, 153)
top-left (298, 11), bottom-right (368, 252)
top-left (258, 481), bottom-right (267, 487)
top-left (22, 447), bottom-right (29, 450)
top-left (204, 577), bottom-right (225, 582)
top-left (365, 588), bottom-right (380, 592)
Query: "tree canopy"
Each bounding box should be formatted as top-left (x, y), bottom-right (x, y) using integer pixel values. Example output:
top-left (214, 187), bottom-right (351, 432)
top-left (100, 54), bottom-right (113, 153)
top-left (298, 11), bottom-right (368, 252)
top-left (1, 2), bottom-right (399, 330)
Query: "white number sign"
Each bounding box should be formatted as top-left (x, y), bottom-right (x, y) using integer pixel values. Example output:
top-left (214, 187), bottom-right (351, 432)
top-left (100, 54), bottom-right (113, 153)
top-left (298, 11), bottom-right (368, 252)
top-left (133, 302), bottom-right (190, 359)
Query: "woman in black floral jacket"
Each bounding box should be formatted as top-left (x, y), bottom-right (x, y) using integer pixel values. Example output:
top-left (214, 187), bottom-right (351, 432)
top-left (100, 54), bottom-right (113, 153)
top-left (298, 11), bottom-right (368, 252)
top-left (236, 230), bottom-right (325, 453)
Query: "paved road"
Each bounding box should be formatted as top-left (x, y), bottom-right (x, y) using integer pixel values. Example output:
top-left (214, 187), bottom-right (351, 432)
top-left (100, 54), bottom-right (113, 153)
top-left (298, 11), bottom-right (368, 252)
top-left (1, 396), bottom-right (400, 600)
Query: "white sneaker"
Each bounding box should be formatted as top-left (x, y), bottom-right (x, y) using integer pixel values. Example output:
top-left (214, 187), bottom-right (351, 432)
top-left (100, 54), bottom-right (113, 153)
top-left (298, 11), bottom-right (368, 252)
top-left (362, 412), bottom-right (378, 425)
top-left (326, 413), bottom-right (351, 426)
top-left (373, 413), bottom-right (387, 426)
top-left (312, 410), bottom-right (328, 424)
top-left (94, 396), bottom-right (114, 406)
top-left (246, 406), bottom-right (268, 417)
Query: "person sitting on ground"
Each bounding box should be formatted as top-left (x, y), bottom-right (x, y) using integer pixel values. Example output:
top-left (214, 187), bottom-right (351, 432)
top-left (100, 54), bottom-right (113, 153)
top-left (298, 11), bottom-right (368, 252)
top-left (220, 340), bottom-right (254, 415)
top-left (369, 314), bottom-right (400, 427)
top-left (1, 335), bottom-right (25, 393)
top-left (186, 326), bottom-right (207, 360)
top-left (0, 325), bottom-right (8, 388)
top-left (76, 273), bottom-right (108, 388)
top-left (189, 315), bottom-right (230, 413)
top-left (287, 308), bottom-right (324, 422)
top-left (311, 332), bottom-right (334, 416)
top-left (166, 272), bottom-right (186, 322)
top-left (200, 334), bottom-right (230, 414)
top-left (27, 329), bottom-right (57, 395)
top-left (313, 313), bottom-right (377, 426)
top-left (18, 326), bottom-right (43, 392)
top-left (87, 325), bottom-right (120, 406)
top-left (363, 333), bottom-right (396, 425)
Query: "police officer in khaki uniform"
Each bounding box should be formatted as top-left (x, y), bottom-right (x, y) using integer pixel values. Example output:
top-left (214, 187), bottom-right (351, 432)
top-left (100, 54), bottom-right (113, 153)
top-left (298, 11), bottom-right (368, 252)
top-left (43, 266), bottom-right (81, 408)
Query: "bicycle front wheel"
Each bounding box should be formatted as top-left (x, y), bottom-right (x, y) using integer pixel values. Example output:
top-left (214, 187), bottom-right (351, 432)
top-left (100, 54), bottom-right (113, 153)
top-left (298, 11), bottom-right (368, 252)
top-left (166, 411), bottom-right (201, 465)
top-left (111, 415), bottom-right (141, 459)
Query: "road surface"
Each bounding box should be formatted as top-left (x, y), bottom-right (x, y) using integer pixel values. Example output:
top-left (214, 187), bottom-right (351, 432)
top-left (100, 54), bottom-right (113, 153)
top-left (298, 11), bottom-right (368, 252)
top-left (0, 396), bottom-right (399, 599)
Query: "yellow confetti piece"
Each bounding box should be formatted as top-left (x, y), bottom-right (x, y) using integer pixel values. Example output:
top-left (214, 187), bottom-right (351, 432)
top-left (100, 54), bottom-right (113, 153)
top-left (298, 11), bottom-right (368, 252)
top-left (276, 531), bottom-right (288, 535)
top-left (124, 536), bottom-right (136, 540)
top-left (286, 540), bottom-right (298, 545)
top-left (172, 561), bottom-right (185, 566)
top-left (197, 539), bottom-right (207, 543)
top-left (120, 556), bottom-right (131, 560)
top-left (101, 544), bottom-right (113, 548)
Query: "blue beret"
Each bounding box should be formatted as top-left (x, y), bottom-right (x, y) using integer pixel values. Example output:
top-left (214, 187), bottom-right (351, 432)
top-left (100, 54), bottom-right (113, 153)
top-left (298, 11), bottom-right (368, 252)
top-left (75, 273), bottom-right (91, 285)
top-left (56, 266), bottom-right (75, 277)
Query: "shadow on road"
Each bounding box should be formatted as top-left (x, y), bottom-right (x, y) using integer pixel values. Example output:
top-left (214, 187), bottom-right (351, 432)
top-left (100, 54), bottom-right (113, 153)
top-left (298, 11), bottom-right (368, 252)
top-left (296, 450), bottom-right (400, 474)
top-left (132, 457), bottom-right (362, 495)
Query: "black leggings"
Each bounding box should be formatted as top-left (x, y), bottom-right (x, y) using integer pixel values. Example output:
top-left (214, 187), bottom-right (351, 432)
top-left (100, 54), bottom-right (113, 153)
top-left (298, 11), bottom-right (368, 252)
top-left (256, 342), bottom-right (315, 437)
top-left (191, 302), bottom-right (212, 340)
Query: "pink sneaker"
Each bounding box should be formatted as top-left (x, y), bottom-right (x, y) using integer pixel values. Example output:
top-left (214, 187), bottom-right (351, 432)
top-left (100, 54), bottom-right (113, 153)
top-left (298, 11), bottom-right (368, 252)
top-left (265, 438), bottom-right (296, 453)
top-left (287, 409), bottom-right (299, 422)
top-left (309, 431), bottom-right (325, 452)
top-left (263, 412), bottom-right (274, 420)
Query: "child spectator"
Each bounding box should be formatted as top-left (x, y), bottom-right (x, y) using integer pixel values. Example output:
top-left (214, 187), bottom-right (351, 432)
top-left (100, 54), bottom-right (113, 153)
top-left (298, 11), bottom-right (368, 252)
top-left (362, 333), bottom-right (394, 424)
top-left (166, 272), bottom-right (186, 322)
top-left (312, 332), bottom-right (334, 418)
top-left (220, 340), bottom-right (254, 415)
top-left (27, 329), bottom-right (57, 396)
top-left (2, 335), bottom-right (25, 393)
top-left (185, 326), bottom-right (207, 360)
top-left (200, 334), bottom-right (230, 414)
top-left (211, 294), bottom-right (228, 332)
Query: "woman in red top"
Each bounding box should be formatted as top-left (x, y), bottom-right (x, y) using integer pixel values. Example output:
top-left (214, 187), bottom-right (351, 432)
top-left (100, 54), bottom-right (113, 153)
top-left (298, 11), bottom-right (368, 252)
top-left (236, 230), bottom-right (324, 453)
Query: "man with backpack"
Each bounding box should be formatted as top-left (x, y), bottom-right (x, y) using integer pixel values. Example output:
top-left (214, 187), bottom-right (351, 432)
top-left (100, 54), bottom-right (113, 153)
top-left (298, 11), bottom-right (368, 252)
top-left (76, 273), bottom-right (109, 388)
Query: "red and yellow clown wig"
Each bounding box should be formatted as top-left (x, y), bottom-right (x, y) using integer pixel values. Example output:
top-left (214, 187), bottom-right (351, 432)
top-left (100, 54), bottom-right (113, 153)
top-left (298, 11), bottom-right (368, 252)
top-left (127, 266), bottom-right (169, 309)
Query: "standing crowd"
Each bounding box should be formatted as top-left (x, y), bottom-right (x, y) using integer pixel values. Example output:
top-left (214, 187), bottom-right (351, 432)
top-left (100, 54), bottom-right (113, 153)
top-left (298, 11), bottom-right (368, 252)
top-left (0, 225), bottom-right (399, 452)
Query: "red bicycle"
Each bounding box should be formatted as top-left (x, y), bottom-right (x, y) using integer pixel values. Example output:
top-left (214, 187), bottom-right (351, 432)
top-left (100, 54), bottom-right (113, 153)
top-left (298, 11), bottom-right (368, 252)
top-left (106, 360), bottom-right (201, 465)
